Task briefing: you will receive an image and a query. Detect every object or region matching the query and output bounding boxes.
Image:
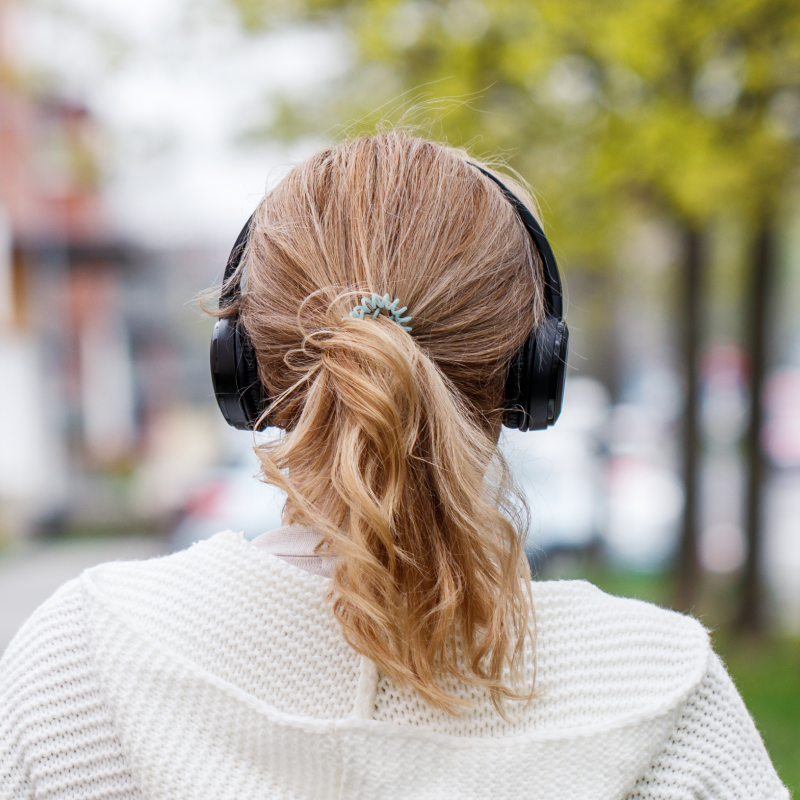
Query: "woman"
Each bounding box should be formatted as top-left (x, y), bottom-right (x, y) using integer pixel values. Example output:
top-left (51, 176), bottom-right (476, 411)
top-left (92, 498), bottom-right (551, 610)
top-left (0, 133), bottom-right (788, 800)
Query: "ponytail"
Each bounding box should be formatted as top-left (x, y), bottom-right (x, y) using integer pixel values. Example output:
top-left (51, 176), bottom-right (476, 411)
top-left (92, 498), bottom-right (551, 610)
top-left (257, 311), bottom-right (532, 712)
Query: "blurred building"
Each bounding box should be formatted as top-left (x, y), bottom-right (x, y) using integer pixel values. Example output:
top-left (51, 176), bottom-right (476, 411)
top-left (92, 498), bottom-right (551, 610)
top-left (0, 78), bottom-right (140, 538)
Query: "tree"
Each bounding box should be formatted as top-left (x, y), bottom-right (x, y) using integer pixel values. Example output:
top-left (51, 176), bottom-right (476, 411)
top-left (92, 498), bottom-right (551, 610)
top-left (518, 0), bottom-right (800, 622)
top-left (230, 0), bottom-right (800, 625)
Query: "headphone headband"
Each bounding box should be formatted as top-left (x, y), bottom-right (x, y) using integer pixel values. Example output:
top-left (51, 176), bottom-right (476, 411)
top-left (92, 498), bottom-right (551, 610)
top-left (220, 213), bottom-right (256, 308)
top-left (471, 166), bottom-right (563, 319)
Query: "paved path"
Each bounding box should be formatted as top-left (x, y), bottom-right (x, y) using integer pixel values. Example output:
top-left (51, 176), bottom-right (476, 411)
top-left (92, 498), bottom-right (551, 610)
top-left (0, 536), bottom-right (167, 655)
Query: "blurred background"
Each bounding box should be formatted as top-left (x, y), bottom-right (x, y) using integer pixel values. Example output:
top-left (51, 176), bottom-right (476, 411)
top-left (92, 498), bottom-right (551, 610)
top-left (0, 0), bottom-right (798, 787)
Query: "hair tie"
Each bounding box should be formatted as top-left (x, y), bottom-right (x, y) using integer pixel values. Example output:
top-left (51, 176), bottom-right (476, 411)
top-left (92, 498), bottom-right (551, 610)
top-left (343, 293), bottom-right (413, 332)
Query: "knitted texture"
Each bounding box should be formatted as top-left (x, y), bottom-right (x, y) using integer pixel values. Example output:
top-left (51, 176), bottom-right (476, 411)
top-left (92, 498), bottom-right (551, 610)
top-left (629, 652), bottom-right (789, 799)
top-left (0, 580), bottom-right (141, 800)
top-left (374, 579), bottom-right (707, 737)
top-left (0, 531), bottom-right (789, 800)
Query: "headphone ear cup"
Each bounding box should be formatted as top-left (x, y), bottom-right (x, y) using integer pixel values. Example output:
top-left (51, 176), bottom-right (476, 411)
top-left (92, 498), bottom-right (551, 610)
top-left (211, 316), bottom-right (244, 429)
top-left (210, 315), bottom-right (267, 431)
top-left (503, 331), bottom-right (535, 431)
top-left (236, 323), bottom-right (267, 430)
top-left (525, 323), bottom-right (554, 431)
top-left (504, 318), bottom-right (569, 432)
top-left (551, 320), bottom-right (569, 424)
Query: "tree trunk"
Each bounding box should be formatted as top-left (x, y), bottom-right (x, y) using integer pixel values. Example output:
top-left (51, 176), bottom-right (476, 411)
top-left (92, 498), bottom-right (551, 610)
top-left (737, 220), bottom-right (774, 634)
top-left (675, 226), bottom-right (703, 612)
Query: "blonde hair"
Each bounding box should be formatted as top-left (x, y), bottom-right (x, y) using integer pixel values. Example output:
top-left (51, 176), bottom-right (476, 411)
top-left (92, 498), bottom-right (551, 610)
top-left (225, 132), bottom-right (546, 712)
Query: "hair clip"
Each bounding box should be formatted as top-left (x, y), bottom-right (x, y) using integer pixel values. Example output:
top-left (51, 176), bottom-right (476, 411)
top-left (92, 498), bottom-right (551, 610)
top-left (343, 293), bottom-right (413, 332)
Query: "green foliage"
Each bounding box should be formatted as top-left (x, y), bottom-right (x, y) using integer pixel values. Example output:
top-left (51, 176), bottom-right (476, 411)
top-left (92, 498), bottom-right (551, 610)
top-left (228, 0), bottom-right (800, 266)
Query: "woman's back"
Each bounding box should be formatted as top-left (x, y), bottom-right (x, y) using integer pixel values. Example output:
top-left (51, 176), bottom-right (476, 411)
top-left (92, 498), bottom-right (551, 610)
top-left (0, 528), bottom-right (786, 799)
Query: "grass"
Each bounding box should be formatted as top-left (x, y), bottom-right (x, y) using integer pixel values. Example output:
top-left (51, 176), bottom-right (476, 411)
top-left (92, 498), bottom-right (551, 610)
top-left (535, 558), bottom-right (800, 795)
top-left (715, 636), bottom-right (800, 794)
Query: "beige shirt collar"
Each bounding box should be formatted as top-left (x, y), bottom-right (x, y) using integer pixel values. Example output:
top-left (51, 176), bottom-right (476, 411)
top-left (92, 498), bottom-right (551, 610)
top-left (250, 524), bottom-right (334, 578)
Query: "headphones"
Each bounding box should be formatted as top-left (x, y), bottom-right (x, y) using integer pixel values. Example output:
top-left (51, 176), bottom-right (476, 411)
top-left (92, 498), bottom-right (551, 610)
top-left (210, 166), bottom-right (569, 433)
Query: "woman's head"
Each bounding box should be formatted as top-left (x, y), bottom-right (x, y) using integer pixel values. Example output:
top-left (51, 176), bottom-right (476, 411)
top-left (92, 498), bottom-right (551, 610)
top-left (229, 132), bottom-right (545, 711)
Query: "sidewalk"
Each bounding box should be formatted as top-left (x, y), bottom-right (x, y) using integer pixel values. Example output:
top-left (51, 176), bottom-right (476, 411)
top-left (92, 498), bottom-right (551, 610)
top-left (0, 536), bottom-right (167, 655)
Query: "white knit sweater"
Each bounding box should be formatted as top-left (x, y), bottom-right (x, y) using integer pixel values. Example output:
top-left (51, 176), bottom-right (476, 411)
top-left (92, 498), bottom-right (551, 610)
top-left (0, 530), bottom-right (788, 800)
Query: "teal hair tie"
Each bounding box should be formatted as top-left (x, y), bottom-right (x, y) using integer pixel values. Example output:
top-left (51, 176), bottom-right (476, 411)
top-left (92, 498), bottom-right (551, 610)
top-left (343, 293), bottom-right (413, 332)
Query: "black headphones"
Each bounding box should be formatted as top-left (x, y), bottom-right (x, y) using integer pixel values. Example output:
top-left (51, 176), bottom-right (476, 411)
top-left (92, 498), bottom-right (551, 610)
top-left (210, 166), bottom-right (569, 432)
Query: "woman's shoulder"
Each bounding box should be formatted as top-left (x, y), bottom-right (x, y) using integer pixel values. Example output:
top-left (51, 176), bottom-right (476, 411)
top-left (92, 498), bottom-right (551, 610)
top-left (0, 576), bottom-right (141, 799)
top-left (0, 576), bottom-right (87, 676)
top-left (528, 578), bottom-right (711, 724)
top-left (530, 576), bottom-right (708, 645)
top-left (0, 530), bottom-right (289, 690)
